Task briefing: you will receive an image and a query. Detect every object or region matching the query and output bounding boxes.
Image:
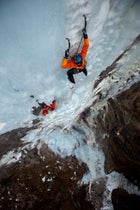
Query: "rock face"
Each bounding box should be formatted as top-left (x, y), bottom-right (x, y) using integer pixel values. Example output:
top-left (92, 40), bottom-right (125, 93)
top-left (90, 35), bottom-right (140, 209)
top-left (94, 82), bottom-right (140, 208)
top-left (112, 188), bottom-right (140, 210)
top-left (95, 82), bottom-right (140, 179)
top-left (0, 143), bottom-right (94, 210)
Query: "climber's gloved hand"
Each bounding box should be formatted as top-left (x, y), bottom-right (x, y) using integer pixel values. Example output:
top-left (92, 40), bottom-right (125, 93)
top-left (64, 49), bottom-right (69, 59)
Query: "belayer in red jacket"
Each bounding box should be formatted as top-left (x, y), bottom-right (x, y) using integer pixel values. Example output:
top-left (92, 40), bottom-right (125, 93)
top-left (42, 100), bottom-right (56, 116)
top-left (61, 30), bottom-right (89, 84)
top-left (32, 100), bottom-right (56, 116)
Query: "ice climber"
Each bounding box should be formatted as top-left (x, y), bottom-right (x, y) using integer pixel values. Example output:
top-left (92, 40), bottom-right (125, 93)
top-left (61, 29), bottom-right (89, 84)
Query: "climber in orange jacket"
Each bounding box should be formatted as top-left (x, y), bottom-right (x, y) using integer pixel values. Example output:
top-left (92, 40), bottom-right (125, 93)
top-left (61, 30), bottom-right (89, 83)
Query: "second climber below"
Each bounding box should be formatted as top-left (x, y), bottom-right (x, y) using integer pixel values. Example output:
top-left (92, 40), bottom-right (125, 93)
top-left (61, 30), bottom-right (89, 84)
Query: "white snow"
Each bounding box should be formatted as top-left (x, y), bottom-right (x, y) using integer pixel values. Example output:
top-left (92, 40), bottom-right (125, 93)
top-left (0, 150), bottom-right (22, 165)
top-left (0, 0), bottom-right (140, 208)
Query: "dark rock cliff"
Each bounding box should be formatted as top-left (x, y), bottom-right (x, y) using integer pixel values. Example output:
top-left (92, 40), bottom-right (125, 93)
top-left (90, 34), bottom-right (140, 209)
top-left (96, 82), bottom-right (140, 179)
top-left (94, 82), bottom-right (140, 209)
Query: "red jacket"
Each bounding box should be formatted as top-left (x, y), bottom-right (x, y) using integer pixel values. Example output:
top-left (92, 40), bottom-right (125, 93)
top-left (61, 37), bottom-right (89, 69)
top-left (42, 101), bottom-right (56, 116)
top-left (50, 102), bottom-right (56, 110)
top-left (42, 105), bottom-right (50, 116)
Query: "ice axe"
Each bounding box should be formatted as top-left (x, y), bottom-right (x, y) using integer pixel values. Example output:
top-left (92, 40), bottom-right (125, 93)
top-left (65, 37), bottom-right (71, 58)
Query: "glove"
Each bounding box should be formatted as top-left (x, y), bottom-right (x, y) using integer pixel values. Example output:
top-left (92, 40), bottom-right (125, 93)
top-left (64, 49), bottom-right (69, 59)
top-left (83, 28), bottom-right (88, 38)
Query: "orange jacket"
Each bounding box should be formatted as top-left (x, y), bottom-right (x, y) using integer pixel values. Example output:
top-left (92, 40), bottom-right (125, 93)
top-left (61, 37), bottom-right (89, 69)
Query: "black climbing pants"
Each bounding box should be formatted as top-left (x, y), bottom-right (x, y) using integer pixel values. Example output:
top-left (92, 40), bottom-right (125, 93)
top-left (67, 68), bottom-right (87, 83)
